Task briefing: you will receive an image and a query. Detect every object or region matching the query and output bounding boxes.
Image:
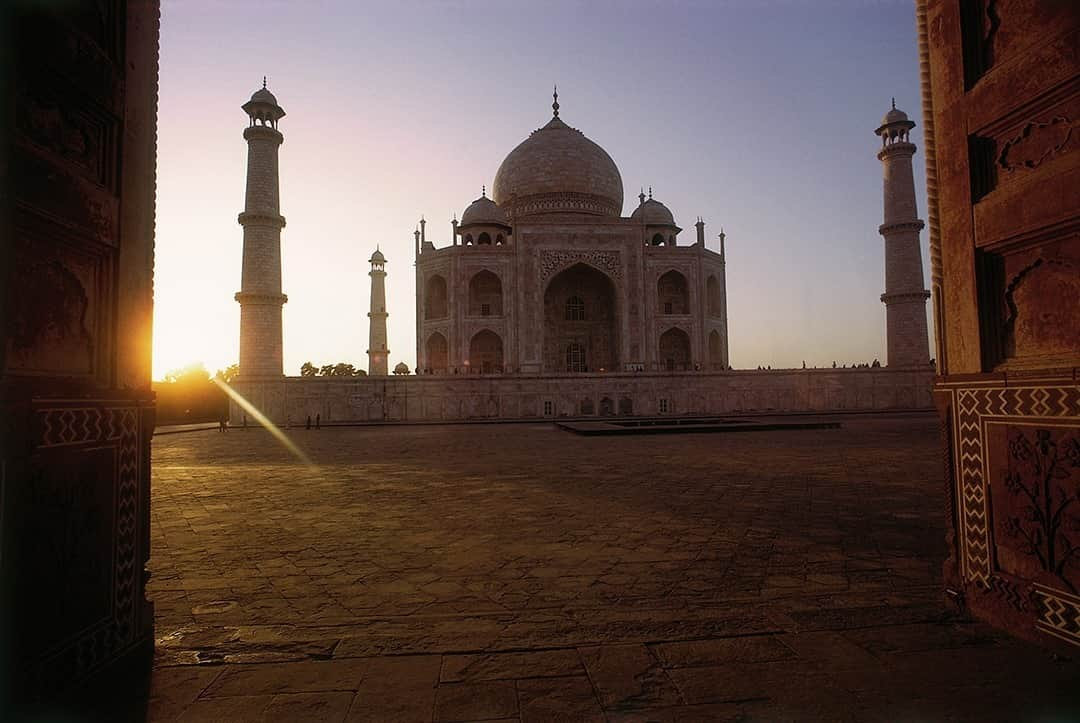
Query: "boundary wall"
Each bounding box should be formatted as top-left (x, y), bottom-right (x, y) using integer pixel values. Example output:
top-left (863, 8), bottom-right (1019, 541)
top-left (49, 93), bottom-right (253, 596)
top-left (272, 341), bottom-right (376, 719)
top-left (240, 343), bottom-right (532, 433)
top-left (232, 368), bottom-right (934, 425)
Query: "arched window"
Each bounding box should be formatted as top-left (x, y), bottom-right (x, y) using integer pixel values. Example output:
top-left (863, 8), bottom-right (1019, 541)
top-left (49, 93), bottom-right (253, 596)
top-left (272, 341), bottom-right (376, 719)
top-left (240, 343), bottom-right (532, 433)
top-left (477, 232), bottom-right (492, 245)
top-left (657, 270), bottom-right (689, 315)
top-left (599, 397), bottom-right (614, 416)
top-left (709, 330), bottom-right (724, 368)
top-left (465, 234), bottom-right (473, 245)
top-left (468, 270), bottom-right (503, 316)
top-left (580, 398), bottom-right (595, 415)
top-left (566, 343), bottom-right (586, 373)
top-left (495, 234), bottom-right (505, 245)
top-left (424, 275), bottom-right (448, 319)
top-left (426, 332), bottom-right (448, 373)
top-left (565, 296), bottom-right (585, 321)
top-left (659, 327), bottom-right (691, 371)
top-left (651, 233), bottom-right (665, 246)
top-left (706, 275), bottom-right (722, 317)
top-left (469, 330), bottom-right (504, 374)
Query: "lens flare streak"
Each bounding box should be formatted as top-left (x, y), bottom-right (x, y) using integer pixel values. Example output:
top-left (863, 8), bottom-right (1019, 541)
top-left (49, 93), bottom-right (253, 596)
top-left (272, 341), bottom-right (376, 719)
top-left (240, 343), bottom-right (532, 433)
top-left (212, 378), bottom-right (316, 468)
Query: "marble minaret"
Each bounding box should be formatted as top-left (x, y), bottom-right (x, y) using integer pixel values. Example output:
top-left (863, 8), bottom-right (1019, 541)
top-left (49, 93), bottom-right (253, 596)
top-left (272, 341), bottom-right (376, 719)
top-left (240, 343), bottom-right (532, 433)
top-left (875, 99), bottom-right (930, 367)
top-left (236, 80), bottom-right (287, 377)
top-left (367, 248), bottom-right (389, 376)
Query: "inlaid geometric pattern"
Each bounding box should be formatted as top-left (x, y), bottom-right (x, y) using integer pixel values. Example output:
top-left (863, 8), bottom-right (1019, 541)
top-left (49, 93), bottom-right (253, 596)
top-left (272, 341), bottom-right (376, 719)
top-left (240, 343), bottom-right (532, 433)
top-left (1033, 584), bottom-right (1080, 647)
top-left (941, 379), bottom-right (1080, 647)
top-left (34, 403), bottom-right (145, 678)
top-left (38, 406), bottom-right (126, 447)
top-left (949, 383), bottom-right (1078, 584)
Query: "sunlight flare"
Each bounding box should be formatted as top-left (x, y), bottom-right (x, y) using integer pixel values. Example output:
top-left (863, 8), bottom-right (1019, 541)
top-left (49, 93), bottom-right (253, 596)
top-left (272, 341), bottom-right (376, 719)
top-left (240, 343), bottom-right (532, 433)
top-left (211, 378), bottom-right (316, 468)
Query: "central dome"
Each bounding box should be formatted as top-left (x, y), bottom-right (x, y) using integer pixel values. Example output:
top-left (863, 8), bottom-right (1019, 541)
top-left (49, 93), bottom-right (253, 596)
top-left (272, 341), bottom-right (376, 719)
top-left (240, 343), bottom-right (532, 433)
top-left (492, 115), bottom-right (624, 218)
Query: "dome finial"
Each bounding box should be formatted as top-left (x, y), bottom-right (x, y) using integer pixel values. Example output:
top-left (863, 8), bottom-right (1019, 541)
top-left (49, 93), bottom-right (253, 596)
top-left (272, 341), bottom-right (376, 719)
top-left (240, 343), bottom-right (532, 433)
top-left (482, 184), bottom-right (486, 198)
top-left (552, 85), bottom-right (559, 118)
top-left (891, 97), bottom-right (896, 110)
top-left (648, 186), bottom-right (653, 200)
top-left (263, 76), bottom-right (267, 90)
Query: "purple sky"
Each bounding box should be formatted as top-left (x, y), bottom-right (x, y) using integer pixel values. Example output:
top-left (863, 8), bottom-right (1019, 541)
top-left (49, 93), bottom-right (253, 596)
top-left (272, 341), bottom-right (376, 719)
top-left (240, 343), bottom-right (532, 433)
top-left (153, 0), bottom-right (930, 379)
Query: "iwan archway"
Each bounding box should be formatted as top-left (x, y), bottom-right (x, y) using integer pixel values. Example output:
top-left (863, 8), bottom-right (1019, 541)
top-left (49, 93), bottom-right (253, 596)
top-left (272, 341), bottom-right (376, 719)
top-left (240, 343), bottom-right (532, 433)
top-left (542, 263), bottom-right (618, 373)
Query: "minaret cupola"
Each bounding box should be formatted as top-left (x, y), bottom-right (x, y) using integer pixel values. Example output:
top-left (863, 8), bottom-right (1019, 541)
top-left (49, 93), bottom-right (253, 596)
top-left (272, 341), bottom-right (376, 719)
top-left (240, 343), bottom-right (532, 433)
top-left (242, 77), bottom-right (286, 128)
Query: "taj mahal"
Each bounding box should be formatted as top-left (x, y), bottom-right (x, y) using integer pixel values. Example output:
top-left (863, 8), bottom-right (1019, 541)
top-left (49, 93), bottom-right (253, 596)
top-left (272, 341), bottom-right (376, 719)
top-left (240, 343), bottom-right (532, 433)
top-left (414, 90), bottom-right (729, 378)
top-left (232, 83), bottom-right (933, 424)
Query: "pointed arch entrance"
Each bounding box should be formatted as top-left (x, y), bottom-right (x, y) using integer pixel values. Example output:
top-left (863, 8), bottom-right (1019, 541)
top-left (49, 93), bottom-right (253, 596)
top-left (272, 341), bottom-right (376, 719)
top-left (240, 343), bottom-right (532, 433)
top-left (543, 263), bottom-right (618, 373)
top-left (469, 330), bottom-right (504, 374)
top-left (426, 332), bottom-right (448, 373)
top-left (659, 327), bottom-right (691, 371)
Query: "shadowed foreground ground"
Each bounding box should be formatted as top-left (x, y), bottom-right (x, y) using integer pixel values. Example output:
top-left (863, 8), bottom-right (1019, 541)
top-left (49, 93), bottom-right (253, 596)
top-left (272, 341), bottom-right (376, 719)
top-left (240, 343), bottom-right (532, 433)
top-left (147, 414), bottom-right (1078, 721)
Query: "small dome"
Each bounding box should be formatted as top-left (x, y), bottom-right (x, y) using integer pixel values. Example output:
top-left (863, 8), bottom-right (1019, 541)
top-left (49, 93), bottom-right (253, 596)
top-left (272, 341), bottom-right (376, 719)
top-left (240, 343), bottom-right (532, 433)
top-left (882, 106), bottom-right (909, 125)
top-left (393, 362), bottom-right (410, 375)
top-left (370, 248), bottom-right (385, 263)
top-left (631, 198), bottom-right (675, 226)
top-left (460, 195), bottom-right (507, 226)
top-left (250, 87), bottom-right (278, 106)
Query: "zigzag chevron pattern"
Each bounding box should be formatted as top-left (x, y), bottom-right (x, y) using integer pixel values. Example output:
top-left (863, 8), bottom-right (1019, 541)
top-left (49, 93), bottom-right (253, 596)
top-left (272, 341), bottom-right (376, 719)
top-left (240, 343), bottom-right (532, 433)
top-left (1033, 584), bottom-right (1080, 647)
top-left (114, 410), bottom-right (139, 645)
top-left (38, 407), bottom-right (124, 447)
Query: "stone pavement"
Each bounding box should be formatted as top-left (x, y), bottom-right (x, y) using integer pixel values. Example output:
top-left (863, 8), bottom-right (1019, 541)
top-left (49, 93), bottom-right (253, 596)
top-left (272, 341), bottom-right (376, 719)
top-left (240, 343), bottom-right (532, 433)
top-left (146, 415), bottom-right (1079, 721)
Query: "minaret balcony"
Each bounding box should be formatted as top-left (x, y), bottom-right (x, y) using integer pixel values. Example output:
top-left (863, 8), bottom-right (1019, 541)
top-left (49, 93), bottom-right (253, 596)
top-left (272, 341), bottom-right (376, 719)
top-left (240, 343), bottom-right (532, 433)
top-left (876, 142), bottom-right (916, 160)
top-left (237, 211), bottom-right (286, 228)
top-left (242, 125), bottom-right (283, 144)
top-left (235, 291), bottom-right (288, 305)
top-left (878, 220), bottom-right (925, 235)
top-left (880, 290), bottom-right (931, 304)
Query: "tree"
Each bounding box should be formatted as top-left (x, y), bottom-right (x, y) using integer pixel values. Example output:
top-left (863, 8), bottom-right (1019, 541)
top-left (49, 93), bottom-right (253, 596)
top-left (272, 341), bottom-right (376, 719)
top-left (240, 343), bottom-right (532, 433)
top-left (310, 362), bottom-right (366, 377)
top-left (163, 362), bottom-right (211, 386)
top-left (331, 363), bottom-right (356, 377)
top-left (215, 363), bottom-right (240, 384)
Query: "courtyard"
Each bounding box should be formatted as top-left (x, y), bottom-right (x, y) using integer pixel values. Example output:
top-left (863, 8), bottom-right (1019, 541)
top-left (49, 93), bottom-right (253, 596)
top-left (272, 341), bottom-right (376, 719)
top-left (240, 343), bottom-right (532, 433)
top-left (145, 414), bottom-right (1078, 721)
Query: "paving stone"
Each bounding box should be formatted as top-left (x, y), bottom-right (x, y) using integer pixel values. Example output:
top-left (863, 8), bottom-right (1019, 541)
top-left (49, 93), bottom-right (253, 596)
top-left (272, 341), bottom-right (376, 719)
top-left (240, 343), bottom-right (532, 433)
top-left (577, 644), bottom-right (682, 710)
top-left (147, 665), bottom-right (223, 720)
top-left (263, 692), bottom-right (354, 721)
top-left (775, 631), bottom-right (882, 672)
top-left (441, 649), bottom-right (584, 682)
top-left (606, 702), bottom-right (751, 722)
top-left (346, 655), bottom-right (440, 722)
top-left (434, 681), bottom-right (518, 722)
top-left (652, 635), bottom-right (794, 668)
top-left (202, 659), bottom-right (366, 697)
top-left (842, 621), bottom-right (998, 655)
top-left (175, 694), bottom-right (274, 721)
top-left (516, 676), bottom-right (605, 722)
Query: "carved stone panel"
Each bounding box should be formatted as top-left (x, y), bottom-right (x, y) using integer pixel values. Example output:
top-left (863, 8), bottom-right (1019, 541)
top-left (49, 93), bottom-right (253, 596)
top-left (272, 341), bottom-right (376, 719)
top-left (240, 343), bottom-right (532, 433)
top-left (6, 226), bottom-right (110, 379)
top-left (539, 249), bottom-right (622, 283)
top-left (14, 404), bottom-right (147, 685)
top-left (987, 425), bottom-right (1080, 593)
